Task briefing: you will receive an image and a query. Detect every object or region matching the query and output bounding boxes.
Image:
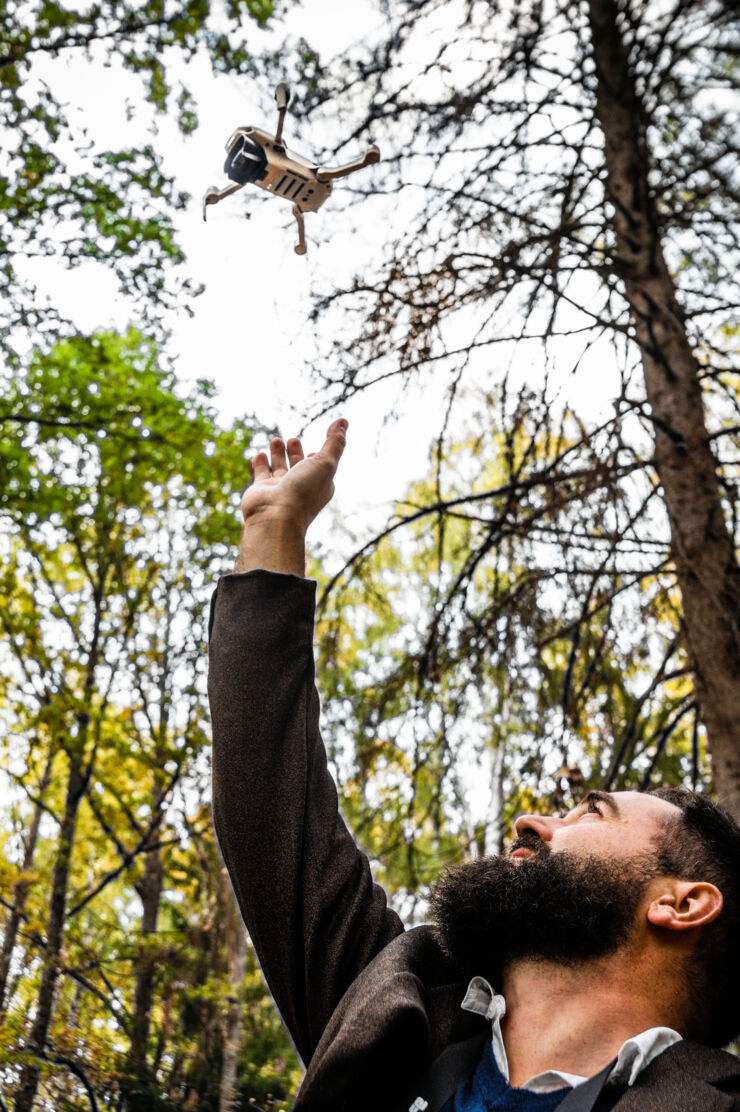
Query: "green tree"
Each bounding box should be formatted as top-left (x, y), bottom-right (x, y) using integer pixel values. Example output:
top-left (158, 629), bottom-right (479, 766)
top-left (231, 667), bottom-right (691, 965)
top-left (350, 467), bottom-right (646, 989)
top-left (0, 330), bottom-right (298, 1110)
top-left (312, 406), bottom-right (706, 915)
top-left (0, 0), bottom-right (318, 359)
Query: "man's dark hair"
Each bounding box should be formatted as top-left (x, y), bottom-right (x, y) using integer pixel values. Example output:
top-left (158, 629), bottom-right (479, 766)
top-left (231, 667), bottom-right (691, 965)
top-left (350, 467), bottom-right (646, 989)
top-left (648, 786), bottom-right (740, 1047)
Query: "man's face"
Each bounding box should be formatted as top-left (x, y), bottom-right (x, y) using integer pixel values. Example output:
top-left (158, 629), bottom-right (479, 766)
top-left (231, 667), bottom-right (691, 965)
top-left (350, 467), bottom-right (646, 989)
top-left (428, 790), bottom-right (683, 978)
top-left (511, 789), bottom-right (681, 864)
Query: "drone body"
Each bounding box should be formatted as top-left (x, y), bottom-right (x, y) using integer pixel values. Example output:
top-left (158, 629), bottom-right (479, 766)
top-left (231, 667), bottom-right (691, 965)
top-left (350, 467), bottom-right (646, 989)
top-left (203, 84), bottom-right (380, 255)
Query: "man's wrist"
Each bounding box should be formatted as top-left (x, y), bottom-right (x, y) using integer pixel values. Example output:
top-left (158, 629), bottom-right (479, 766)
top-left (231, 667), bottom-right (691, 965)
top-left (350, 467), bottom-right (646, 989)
top-left (235, 514), bottom-right (307, 577)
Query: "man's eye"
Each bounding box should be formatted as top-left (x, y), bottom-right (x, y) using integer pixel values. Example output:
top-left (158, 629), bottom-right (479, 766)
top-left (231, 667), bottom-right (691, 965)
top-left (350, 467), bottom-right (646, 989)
top-left (586, 799), bottom-right (603, 816)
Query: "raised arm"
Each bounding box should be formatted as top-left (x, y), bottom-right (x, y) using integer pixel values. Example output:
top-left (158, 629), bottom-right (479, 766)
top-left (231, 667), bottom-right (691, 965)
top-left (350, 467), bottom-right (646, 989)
top-left (208, 420), bottom-right (404, 1066)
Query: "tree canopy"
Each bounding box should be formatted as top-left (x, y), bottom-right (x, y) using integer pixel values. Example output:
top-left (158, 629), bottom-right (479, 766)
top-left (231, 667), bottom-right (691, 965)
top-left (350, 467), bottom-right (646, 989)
top-left (1, 0), bottom-right (739, 1105)
top-left (312, 392), bottom-right (703, 916)
top-left (0, 332), bottom-right (301, 1110)
top-left (303, 0), bottom-right (740, 817)
top-left (0, 0), bottom-right (322, 361)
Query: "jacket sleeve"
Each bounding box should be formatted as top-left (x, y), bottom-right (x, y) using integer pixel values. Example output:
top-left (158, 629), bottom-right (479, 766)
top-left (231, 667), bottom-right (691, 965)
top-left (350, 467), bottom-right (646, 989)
top-left (207, 569), bottom-right (405, 1065)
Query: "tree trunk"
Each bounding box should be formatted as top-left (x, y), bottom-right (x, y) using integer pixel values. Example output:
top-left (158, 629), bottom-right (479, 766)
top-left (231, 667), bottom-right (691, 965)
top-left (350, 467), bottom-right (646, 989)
top-left (47, 977), bottom-right (84, 1107)
top-left (127, 837), bottom-right (165, 1080)
top-left (484, 739), bottom-right (506, 857)
top-left (13, 724), bottom-right (92, 1112)
top-left (185, 863), bottom-right (228, 1105)
top-left (128, 595), bottom-right (171, 1100)
top-left (588, 0), bottom-right (740, 817)
top-left (0, 747), bottom-right (54, 1015)
top-left (120, 837), bottom-right (165, 1112)
top-left (219, 870), bottom-right (247, 1112)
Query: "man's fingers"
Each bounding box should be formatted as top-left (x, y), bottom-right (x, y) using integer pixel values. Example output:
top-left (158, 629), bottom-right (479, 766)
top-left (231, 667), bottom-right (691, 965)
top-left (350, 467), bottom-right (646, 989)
top-left (286, 437), bottom-right (304, 468)
top-left (253, 423), bottom-right (345, 484)
top-left (269, 437), bottom-right (289, 476)
top-left (251, 451), bottom-right (271, 482)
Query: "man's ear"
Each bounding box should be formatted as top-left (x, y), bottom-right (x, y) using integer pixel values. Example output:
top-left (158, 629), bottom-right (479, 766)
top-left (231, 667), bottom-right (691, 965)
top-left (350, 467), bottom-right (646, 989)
top-left (647, 880), bottom-right (723, 932)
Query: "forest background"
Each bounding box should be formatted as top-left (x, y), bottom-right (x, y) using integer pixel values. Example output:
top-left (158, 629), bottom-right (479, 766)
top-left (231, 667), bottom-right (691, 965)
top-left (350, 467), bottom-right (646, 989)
top-left (0, 0), bottom-right (738, 1109)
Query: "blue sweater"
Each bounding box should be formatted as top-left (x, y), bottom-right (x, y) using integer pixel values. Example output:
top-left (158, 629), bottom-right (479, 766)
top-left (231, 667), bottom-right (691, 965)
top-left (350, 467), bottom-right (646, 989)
top-left (442, 1041), bottom-right (569, 1112)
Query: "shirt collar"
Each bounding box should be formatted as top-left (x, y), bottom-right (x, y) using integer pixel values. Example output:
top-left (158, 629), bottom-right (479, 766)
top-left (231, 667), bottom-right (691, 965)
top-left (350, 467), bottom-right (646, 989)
top-left (461, 976), bottom-right (683, 1094)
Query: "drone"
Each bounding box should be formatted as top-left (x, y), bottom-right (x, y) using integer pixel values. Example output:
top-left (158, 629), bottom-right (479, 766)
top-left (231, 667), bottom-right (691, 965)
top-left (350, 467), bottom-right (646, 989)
top-left (203, 83), bottom-right (380, 256)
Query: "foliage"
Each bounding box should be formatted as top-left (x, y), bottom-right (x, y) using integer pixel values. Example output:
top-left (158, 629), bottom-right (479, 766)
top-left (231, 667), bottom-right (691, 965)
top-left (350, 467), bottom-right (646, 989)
top-left (0, 330), bottom-right (298, 1109)
top-left (313, 393), bottom-right (708, 917)
top-left (0, 0), bottom-right (321, 360)
top-left (297, 0), bottom-right (740, 812)
top-left (305, 0), bottom-right (738, 409)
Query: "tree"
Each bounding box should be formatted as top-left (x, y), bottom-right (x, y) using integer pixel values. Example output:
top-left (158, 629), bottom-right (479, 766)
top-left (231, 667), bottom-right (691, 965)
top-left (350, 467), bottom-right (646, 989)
top-left (0, 331), bottom-right (298, 1110)
top-left (312, 406), bottom-right (703, 917)
top-left (0, 0), bottom-right (318, 360)
top-left (302, 0), bottom-right (740, 815)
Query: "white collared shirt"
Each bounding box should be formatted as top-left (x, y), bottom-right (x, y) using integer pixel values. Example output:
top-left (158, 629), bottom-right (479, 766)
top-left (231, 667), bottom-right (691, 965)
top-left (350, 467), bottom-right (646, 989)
top-left (461, 976), bottom-right (682, 1093)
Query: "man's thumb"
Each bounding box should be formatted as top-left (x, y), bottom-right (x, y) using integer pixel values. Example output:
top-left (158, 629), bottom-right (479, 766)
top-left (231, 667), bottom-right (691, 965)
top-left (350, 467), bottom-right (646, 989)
top-left (323, 418), bottom-right (349, 462)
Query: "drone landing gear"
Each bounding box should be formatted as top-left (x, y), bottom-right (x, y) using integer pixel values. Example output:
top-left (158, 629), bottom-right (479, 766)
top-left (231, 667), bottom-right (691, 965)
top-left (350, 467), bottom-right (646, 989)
top-left (292, 205), bottom-right (307, 256)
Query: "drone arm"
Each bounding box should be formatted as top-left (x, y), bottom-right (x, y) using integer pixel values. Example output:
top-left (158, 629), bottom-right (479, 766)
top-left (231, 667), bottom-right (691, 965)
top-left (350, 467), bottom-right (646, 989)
top-left (274, 83), bottom-right (291, 147)
top-left (202, 181), bottom-right (245, 221)
top-left (315, 146), bottom-right (380, 184)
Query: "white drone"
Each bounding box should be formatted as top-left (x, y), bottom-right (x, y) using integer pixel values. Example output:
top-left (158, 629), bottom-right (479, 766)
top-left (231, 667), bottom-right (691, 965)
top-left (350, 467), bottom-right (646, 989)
top-left (203, 83), bottom-right (380, 255)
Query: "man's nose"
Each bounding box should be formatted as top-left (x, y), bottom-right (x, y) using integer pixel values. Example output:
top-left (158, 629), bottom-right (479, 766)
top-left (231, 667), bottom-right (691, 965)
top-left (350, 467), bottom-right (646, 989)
top-left (513, 812), bottom-right (560, 842)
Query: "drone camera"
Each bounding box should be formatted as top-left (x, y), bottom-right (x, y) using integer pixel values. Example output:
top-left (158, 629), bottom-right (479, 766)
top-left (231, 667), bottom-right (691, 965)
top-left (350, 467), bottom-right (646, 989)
top-left (224, 134), bottom-right (268, 185)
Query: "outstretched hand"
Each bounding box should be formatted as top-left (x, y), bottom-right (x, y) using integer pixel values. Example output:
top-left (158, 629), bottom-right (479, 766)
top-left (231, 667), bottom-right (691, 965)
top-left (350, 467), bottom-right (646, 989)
top-left (241, 418), bottom-right (348, 537)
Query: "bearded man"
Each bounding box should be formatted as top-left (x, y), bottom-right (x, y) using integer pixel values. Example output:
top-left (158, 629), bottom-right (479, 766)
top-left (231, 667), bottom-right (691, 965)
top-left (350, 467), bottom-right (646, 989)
top-left (208, 420), bottom-right (740, 1112)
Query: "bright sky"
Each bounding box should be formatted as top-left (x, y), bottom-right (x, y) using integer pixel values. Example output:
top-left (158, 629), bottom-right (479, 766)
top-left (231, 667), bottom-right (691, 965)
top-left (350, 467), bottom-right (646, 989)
top-left (13, 1), bottom-right (442, 559)
top-left (7, 0), bottom-right (669, 841)
top-left (17, 0), bottom-right (624, 566)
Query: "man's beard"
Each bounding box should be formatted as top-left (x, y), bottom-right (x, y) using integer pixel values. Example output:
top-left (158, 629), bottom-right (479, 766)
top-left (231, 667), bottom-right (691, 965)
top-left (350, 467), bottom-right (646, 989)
top-left (428, 837), bottom-right (658, 983)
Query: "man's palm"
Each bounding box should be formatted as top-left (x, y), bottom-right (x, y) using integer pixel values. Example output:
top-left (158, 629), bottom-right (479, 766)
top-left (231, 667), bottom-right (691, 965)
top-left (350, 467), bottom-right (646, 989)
top-left (241, 419), bottom-right (348, 534)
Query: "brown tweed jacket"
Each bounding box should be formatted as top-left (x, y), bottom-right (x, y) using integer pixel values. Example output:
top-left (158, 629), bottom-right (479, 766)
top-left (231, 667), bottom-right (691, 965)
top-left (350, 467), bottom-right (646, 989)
top-left (208, 570), bottom-right (740, 1111)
